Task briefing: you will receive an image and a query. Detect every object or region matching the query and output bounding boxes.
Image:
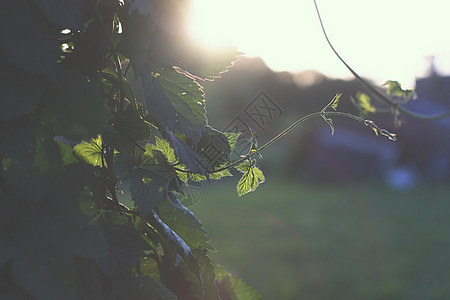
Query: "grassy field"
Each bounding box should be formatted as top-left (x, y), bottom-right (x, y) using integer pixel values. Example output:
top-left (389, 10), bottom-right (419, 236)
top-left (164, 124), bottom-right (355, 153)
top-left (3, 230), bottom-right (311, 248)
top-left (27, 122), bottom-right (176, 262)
top-left (190, 179), bottom-right (450, 299)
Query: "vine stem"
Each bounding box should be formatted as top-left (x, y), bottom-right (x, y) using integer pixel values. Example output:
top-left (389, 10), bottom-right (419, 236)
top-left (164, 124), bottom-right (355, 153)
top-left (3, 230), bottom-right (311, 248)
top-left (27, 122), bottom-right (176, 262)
top-left (312, 0), bottom-right (450, 120)
top-left (88, 0), bottom-right (127, 112)
top-left (211, 110), bottom-right (394, 174)
top-left (88, 0), bottom-right (123, 77)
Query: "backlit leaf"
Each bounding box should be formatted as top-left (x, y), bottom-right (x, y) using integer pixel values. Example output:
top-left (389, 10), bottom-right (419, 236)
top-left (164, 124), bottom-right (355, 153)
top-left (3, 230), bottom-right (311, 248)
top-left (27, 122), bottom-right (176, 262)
top-left (225, 132), bottom-right (241, 152)
top-left (330, 93), bottom-right (341, 110)
top-left (157, 68), bottom-right (207, 130)
top-left (74, 135), bottom-right (103, 167)
top-left (162, 126), bottom-right (210, 176)
top-left (54, 138), bottom-right (79, 165)
top-left (209, 165), bottom-right (232, 180)
top-left (236, 160), bottom-right (265, 197)
top-left (138, 68), bottom-right (204, 144)
top-left (351, 92), bottom-right (376, 117)
top-left (148, 30), bottom-right (241, 80)
top-left (155, 136), bottom-right (176, 163)
top-left (384, 80), bottom-right (415, 100)
top-left (173, 45), bottom-right (243, 81)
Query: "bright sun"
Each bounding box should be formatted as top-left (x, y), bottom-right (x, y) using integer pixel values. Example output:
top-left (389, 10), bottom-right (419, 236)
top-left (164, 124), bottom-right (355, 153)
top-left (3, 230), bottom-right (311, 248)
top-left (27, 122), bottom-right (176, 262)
top-left (189, 0), bottom-right (450, 87)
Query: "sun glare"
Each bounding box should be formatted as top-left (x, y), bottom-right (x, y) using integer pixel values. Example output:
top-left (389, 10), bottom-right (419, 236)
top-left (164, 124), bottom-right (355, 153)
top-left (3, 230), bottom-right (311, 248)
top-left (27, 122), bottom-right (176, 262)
top-left (190, 0), bottom-right (450, 87)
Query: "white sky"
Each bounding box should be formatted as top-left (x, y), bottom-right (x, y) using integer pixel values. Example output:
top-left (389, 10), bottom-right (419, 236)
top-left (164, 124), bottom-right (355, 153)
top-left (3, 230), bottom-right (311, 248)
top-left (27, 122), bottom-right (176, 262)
top-left (189, 0), bottom-right (450, 88)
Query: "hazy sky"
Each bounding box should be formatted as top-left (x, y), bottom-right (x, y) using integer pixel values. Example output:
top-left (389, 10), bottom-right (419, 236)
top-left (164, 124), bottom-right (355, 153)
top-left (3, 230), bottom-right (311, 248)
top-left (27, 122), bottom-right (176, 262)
top-left (190, 0), bottom-right (450, 88)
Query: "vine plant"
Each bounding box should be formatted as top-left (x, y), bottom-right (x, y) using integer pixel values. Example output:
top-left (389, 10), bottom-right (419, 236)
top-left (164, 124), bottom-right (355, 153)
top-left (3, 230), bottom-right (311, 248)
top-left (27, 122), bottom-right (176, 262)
top-left (312, 0), bottom-right (450, 123)
top-left (0, 0), bottom-right (426, 299)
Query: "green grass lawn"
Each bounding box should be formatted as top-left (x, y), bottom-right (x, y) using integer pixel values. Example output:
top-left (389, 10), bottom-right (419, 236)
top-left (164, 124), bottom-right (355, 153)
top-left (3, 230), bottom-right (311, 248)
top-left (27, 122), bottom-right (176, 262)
top-left (190, 179), bottom-right (450, 299)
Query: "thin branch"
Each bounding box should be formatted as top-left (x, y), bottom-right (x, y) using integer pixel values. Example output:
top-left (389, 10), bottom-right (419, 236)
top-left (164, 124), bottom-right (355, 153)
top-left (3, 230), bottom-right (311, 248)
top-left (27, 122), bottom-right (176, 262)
top-left (211, 110), bottom-right (395, 174)
top-left (312, 0), bottom-right (450, 120)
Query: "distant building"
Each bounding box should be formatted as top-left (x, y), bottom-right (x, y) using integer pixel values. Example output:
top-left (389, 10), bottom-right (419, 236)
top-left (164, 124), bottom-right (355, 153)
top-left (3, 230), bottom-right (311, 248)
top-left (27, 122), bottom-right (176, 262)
top-left (294, 65), bottom-right (450, 187)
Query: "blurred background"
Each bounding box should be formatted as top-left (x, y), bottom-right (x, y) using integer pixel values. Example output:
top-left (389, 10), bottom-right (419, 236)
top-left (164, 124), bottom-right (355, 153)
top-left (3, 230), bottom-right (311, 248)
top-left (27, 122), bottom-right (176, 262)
top-left (185, 1), bottom-right (450, 299)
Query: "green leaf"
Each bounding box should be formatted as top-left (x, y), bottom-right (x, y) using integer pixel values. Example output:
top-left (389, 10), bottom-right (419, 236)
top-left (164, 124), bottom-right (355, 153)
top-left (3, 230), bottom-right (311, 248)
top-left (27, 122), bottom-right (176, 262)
top-left (147, 18), bottom-right (241, 79)
top-left (158, 193), bottom-right (214, 251)
top-left (173, 45), bottom-right (243, 81)
top-left (138, 68), bottom-right (204, 144)
top-left (155, 138), bottom-right (207, 188)
top-left (209, 165), bottom-right (233, 180)
top-left (137, 256), bottom-right (160, 279)
top-left (115, 146), bottom-right (175, 217)
top-left (54, 138), bottom-right (79, 165)
top-left (215, 265), bottom-right (261, 300)
top-left (74, 135), bottom-right (103, 167)
top-left (190, 249), bottom-right (221, 300)
top-left (112, 104), bottom-right (151, 142)
top-left (157, 68), bottom-right (207, 128)
top-left (236, 160), bottom-right (265, 197)
top-left (384, 80), bottom-right (415, 100)
top-left (225, 132), bottom-right (241, 151)
top-left (330, 93), bottom-right (341, 110)
top-left (351, 92), bottom-right (376, 117)
top-left (155, 136), bottom-right (176, 163)
top-left (197, 126), bottom-right (232, 169)
top-left (174, 163), bottom-right (232, 184)
top-left (147, 210), bottom-right (202, 284)
top-left (176, 180), bottom-right (203, 206)
top-left (162, 127), bottom-right (211, 176)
